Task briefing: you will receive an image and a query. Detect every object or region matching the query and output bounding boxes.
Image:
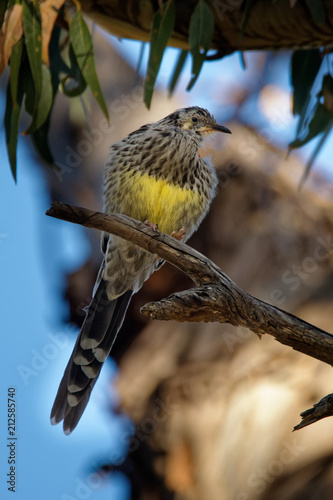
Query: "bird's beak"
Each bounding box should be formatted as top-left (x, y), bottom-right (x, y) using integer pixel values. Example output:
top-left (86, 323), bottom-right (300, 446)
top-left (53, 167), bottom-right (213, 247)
top-left (211, 124), bottom-right (231, 134)
top-left (198, 124), bottom-right (232, 136)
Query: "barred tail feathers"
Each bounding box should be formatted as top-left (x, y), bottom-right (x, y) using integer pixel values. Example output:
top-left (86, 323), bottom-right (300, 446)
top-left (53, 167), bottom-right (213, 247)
top-left (50, 280), bottom-right (132, 435)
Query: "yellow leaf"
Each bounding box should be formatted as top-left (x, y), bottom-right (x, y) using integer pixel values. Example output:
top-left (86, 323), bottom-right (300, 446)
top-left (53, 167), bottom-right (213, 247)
top-left (40, 0), bottom-right (66, 66)
top-left (0, 4), bottom-right (23, 76)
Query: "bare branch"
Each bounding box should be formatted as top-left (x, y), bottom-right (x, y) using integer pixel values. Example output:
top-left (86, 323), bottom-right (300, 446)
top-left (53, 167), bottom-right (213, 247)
top-left (46, 202), bottom-right (333, 372)
top-left (294, 394), bottom-right (333, 431)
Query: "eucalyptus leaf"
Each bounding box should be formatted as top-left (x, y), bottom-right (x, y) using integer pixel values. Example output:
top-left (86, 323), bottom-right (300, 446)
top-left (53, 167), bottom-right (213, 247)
top-left (322, 73), bottom-right (333, 94)
top-left (70, 10), bottom-right (109, 120)
top-left (9, 40), bottom-right (23, 106)
top-left (187, 1), bottom-right (214, 91)
top-left (24, 63), bottom-right (53, 134)
top-left (144, 0), bottom-right (175, 108)
top-left (240, 0), bottom-right (255, 42)
top-left (22, 0), bottom-right (42, 112)
top-left (32, 114), bottom-right (55, 166)
top-left (60, 74), bottom-right (87, 97)
top-left (305, 0), bottom-right (325, 25)
top-left (168, 49), bottom-right (188, 96)
top-left (291, 49), bottom-right (322, 116)
top-left (48, 23), bottom-right (71, 95)
top-left (23, 58), bottom-right (35, 116)
top-left (299, 123), bottom-right (332, 188)
top-left (289, 103), bottom-right (333, 149)
top-left (5, 77), bottom-right (24, 182)
top-left (0, 0), bottom-right (9, 31)
top-left (59, 43), bottom-right (87, 97)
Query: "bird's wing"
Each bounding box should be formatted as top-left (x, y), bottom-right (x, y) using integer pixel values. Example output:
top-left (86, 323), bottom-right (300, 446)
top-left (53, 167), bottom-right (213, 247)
top-left (102, 235), bottom-right (162, 297)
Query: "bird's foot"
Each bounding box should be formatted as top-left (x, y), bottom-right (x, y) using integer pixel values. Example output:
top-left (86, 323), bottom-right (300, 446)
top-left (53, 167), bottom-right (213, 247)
top-left (170, 227), bottom-right (186, 241)
top-left (144, 220), bottom-right (159, 232)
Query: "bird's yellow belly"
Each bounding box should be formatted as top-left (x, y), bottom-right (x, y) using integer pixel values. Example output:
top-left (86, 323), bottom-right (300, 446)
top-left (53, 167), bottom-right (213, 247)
top-left (118, 170), bottom-right (206, 235)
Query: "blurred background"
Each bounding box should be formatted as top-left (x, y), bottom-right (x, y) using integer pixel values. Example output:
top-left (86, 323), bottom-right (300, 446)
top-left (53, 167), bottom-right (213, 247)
top-left (2, 25), bottom-right (333, 500)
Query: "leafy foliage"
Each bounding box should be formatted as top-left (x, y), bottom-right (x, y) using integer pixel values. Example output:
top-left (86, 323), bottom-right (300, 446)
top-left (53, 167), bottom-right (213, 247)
top-left (0, 0), bottom-right (107, 181)
top-left (187, 0), bottom-right (214, 91)
top-left (290, 49), bottom-right (333, 182)
top-left (0, 0), bottom-right (332, 180)
top-left (5, 57), bottom-right (24, 180)
top-left (168, 49), bottom-right (188, 96)
top-left (305, 0), bottom-right (325, 25)
top-left (290, 50), bottom-right (322, 118)
top-left (69, 9), bottom-right (108, 118)
top-left (144, 0), bottom-right (175, 108)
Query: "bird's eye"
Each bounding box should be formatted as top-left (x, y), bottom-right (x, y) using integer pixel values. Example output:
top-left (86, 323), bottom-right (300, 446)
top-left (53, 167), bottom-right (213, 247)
top-left (192, 117), bottom-right (198, 122)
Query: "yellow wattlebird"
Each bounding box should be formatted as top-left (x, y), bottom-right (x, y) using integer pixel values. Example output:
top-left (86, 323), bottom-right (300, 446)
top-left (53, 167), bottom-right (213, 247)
top-left (51, 107), bottom-right (231, 434)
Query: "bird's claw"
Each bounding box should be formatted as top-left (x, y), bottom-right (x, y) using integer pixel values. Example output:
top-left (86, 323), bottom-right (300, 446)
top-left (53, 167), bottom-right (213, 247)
top-left (144, 220), bottom-right (159, 232)
top-left (170, 227), bottom-right (186, 241)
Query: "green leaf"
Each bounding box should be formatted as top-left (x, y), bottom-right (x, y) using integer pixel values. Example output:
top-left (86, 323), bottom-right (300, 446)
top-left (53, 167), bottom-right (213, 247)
top-left (28, 24), bottom-right (64, 169)
top-left (168, 49), bottom-right (188, 96)
top-left (69, 10), bottom-right (109, 120)
top-left (144, 0), bottom-right (175, 108)
top-left (240, 0), bottom-right (255, 42)
top-left (9, 40), bottom-right (23, 106)
top-left (289, 103), bottom-right (333, 149)
top-left (22, 0), bottom-right (42, 112)
top-left (187, 0), bottom-right (214, 91)
top-left (22, 58), bottom-right (35, 116)
top-left (32, 114), bottom-right (55, 165)
top-left (5, 77), bottom-right (24, 182)
top-left (21, 1), bottom-right (54, 133)
top-left (24, 63), bottom-right (53, 134)
top-left (133, 42), bottom-right (146, 86)
top-left (299, 122), bottom-right (332, 188)
top-left (322, 73), bottom-right (333, 94)
top-left (32, 28), bottom-right (63, 167)
top-left (305, 0), bottom-right (325, 25)
top-left (48, 23), bottom-right (71, 93)
top-left (60, 44), bottom-right (87, 97)
top-left (0, 0), bottom-right (8, 31)
top-left (291, 49), bottom-right (322, 116)
top-left (60, 73), bottom-right (87, 97)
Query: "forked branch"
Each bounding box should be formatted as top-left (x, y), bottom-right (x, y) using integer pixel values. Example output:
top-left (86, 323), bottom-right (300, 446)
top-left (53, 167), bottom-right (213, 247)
top-left (46, 201), bottom-right (333, 429)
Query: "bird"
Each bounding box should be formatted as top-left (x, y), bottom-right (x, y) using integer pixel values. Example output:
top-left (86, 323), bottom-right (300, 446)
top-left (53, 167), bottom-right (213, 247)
top-left (50, 106), bottom-right (231, 434)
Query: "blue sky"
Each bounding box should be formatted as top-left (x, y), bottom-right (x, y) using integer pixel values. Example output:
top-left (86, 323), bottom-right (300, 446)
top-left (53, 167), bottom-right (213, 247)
top-left (0, 133), bottom-right (130, 498)
top-left (1, 34), bottom-right (333, 500)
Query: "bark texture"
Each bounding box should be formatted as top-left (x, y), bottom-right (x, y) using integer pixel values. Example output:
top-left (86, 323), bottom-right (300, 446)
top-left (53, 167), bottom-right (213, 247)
top-left (79, 0), bottom-right (333, 52)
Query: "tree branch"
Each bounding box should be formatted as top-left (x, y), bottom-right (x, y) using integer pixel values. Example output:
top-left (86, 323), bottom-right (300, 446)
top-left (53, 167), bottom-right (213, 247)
top-left (294, 394), bottom-right (333, 431)
top-left (47, 202), bottom-right (333, 430)
top-left (79, 0), bottom-right (333, 52)
top-left (46, 202), bottom-right (333, 369)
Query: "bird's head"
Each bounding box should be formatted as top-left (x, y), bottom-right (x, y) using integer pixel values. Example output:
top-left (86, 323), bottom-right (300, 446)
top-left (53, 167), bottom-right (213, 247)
top-left (159, 106), bottom-right (231, 137)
